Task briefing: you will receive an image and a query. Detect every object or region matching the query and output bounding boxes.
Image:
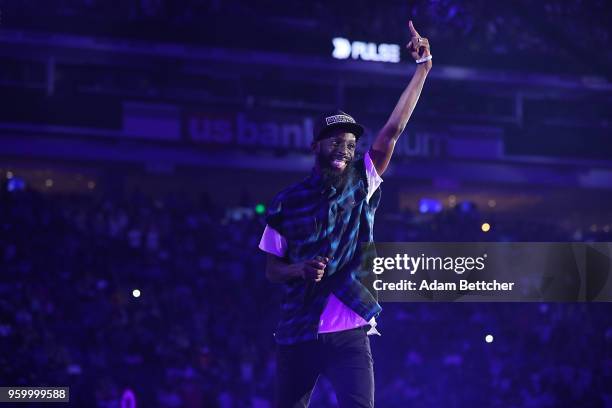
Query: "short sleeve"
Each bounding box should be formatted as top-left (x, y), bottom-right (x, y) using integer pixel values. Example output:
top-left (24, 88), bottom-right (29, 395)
top-left (364, 151), bottom-right (383, 203)
top-left (265, 193), bottom-right (284, 232)
top-left (258, 225), bottom-right (288, 257)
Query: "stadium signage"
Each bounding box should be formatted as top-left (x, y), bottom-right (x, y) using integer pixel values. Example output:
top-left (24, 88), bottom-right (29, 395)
top-left (332, 37), bottom-right (400, 63)
top-left (186, 113), bottom-right (437, 158)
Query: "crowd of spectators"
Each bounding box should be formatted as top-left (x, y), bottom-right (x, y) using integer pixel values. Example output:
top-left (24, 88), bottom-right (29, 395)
top-left (1, 184), bottom-right (610, 407)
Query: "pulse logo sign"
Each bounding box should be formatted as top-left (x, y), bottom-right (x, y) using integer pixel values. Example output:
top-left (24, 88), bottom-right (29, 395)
top-left (332, 38), bottom-right (400, 63)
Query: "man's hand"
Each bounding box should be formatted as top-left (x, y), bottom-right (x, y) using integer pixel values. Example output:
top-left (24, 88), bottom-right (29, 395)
top-left (406, 20), bottom-right (432, 70)
top-left (265, 254), bottom-right (330, 283)
top-left (299, 256), bottom-right (329, 282)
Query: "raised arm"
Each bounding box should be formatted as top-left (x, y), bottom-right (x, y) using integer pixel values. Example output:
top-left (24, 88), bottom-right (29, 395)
top-left (369, 20), bottom-right (432, 176)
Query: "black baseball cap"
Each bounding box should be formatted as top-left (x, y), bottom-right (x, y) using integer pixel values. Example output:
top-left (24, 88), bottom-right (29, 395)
top-left (313, 110), bottom-right (364, 142)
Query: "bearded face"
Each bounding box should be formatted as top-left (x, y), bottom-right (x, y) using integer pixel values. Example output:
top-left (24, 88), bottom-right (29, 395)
top-left (313, 131), bottom-right (358, 191)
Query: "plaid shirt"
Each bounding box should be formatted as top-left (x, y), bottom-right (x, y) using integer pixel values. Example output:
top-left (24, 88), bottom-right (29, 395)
top-left (265, 156), bottom-right (382, 345)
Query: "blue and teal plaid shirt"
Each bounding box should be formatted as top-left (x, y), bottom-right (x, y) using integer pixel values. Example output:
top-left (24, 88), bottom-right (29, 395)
top-left (265, 156), bottom-right (382, 345)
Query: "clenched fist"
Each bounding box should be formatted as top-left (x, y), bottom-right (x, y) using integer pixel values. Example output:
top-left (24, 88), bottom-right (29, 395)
top-left (298, 256), bottom-right (330, 282)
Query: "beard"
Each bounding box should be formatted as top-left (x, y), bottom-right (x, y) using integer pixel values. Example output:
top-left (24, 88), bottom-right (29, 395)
top-left (316, 153), bottom-right (359, 192)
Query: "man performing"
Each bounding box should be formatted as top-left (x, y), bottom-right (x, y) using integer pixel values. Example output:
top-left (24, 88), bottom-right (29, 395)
top-left (259, 21), bottom-right (432, 408)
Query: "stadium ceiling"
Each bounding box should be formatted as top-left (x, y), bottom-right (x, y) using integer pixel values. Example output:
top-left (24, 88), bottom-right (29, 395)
top-left (1, 29), bottom-right (612, 98)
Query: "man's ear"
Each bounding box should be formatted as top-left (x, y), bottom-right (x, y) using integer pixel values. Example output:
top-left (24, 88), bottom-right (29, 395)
top-left (311, 141), bottom-right (319, 154)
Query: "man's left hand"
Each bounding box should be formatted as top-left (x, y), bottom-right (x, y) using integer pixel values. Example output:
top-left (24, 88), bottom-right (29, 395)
top-left (406, 20), bottom-right (432, 70)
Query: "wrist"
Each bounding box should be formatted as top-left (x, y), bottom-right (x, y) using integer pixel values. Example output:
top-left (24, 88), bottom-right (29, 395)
top-left (290, 263), bottom-right (304, 279)
top-left (415, 54), bottom-right (432, 64)
top-left (416, 61), bottom-right (431, 74)
top-left (415, 54), bottom-right (432, 73)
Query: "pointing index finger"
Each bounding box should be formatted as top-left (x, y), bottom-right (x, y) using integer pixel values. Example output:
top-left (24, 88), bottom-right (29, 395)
top-left (409, 20), bottom-right (420, 37)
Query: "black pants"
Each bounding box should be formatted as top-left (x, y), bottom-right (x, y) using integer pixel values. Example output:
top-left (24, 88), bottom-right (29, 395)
top-left (275, 326), bottom-right (375, 408)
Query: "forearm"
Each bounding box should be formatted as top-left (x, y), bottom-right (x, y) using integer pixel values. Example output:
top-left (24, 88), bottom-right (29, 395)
top-left (384, 64), bottom-right (430, 139)
top-left (266, 256), bottom-right (302, 283)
